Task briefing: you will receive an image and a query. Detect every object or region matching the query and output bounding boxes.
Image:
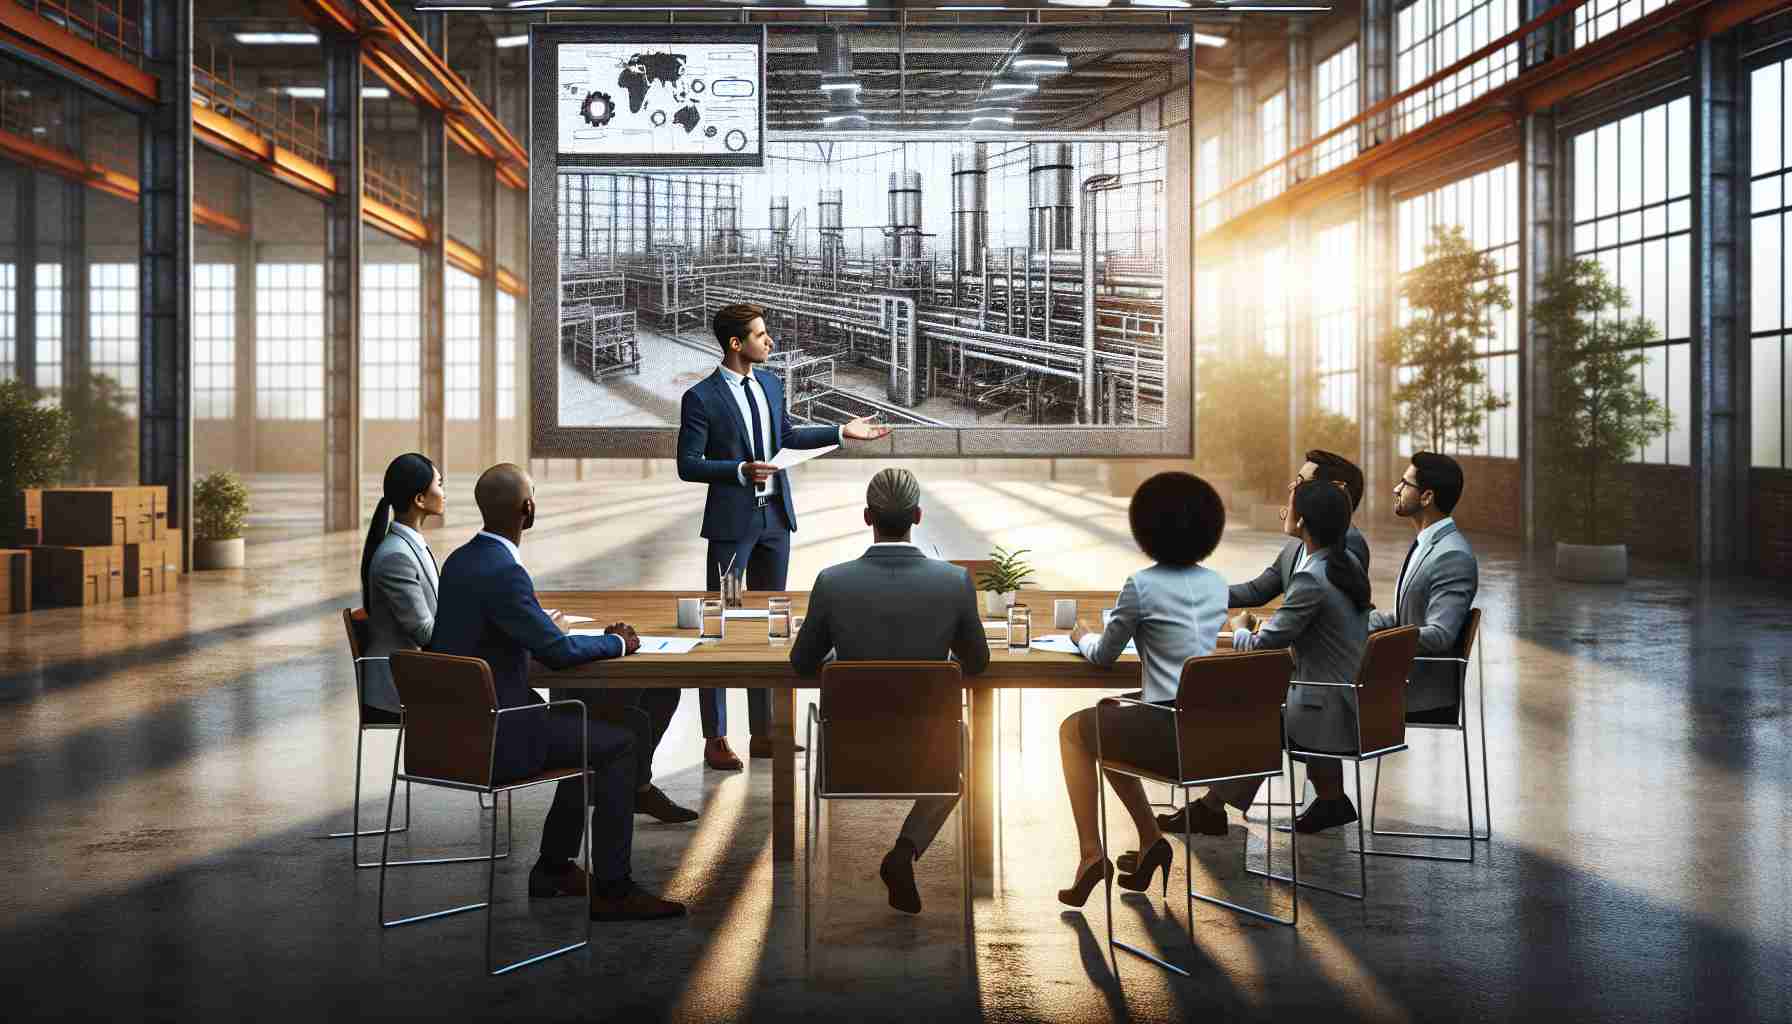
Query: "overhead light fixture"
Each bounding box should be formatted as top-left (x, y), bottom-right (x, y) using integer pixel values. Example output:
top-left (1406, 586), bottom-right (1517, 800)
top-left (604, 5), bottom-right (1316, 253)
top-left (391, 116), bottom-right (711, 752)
top-left (282, 86), bottom-right (390, 99)
top-left (989, 76), bottom-right (1039, 93)
top-left (1012, 41), bottom-right (1069, 74)
top-left (235, 32), bottom-right (318, 45)
top-left (1132, 0), bottom-right (1191, 6)
top-left (819, 74), bottom-right (862, 94)
top-left (805, 0), bottom-right (869, 6)
top-left (940, 4), bottom-right (1008, 9)
top-left (494, 35), bottom-right (528, 48)
top-left (1193, 33), bottom-right (1229, 46)
top-left (969, 113), bottom-right (1015, 125)
top-left (1047, 0), bottom-right (1111, 6)
top-left (510, 0), bottom-right (561, 8)
top-left (1221, 5), bottom-right (1333, 10)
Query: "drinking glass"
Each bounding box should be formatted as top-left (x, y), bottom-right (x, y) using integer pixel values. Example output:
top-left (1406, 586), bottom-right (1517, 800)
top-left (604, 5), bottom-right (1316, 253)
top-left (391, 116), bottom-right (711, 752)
top-left (1006, 604), bottom-right (1031, 651)
top-left (767, 597), bottom-right (792, 645)
top-left (791, 614), bottom-right (805, 636)
top-left (722, 571), bottom-right (745, 609)
top-left (700, 597), bottom-right (727, 641)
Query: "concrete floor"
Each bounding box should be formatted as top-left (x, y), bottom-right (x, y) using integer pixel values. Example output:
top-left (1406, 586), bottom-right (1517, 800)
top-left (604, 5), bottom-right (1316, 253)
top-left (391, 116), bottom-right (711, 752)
top-left (3, 468), bottom-right (1788, 1022)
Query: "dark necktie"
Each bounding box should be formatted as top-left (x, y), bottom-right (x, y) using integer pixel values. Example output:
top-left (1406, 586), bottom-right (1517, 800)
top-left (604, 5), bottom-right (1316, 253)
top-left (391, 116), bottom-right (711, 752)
top-left (740, 376), bottom-right (766, 464)
top-left (1395, 538), bottom-right (1419, 612)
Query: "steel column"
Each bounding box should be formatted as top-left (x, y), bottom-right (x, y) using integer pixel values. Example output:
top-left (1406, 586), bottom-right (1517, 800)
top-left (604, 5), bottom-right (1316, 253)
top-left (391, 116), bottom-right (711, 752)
top-left (235, 166), bottom-right (257, 472)
top-left (480, 43), bottom-right (500, 468)
top-left (15, 166), bottom-right (36, 391)
top-left (1690, 32), bottom-right (1747, 571)
top-left (419, 14), bottom-right (448, 471)
top-left (62, 178), bottom-right (87, 392)
top-left (1519, 105), bottom-right (1560, 550)
top-left (1287, 24), bottom-right (1315, 471)
top-left (1359, 0), bottom-right (1396, 519)
top-left (323, 32), bottom-right (364, 533)
top-left (139, 0), bottom-right (193, 565)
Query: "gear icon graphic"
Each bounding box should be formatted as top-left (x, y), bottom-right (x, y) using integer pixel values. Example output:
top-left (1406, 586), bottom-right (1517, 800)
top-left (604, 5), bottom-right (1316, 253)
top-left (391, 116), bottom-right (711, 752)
top-left (579, 90), bottom-right (616, 128)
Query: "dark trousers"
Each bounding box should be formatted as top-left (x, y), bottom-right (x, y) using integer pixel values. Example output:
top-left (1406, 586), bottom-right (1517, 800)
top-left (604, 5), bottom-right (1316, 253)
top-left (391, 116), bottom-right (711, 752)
top-left (699, 502), bottom-right (791, 738)
top-left (536, 710), bottom-right (637, 881)
top-left (578, 686), bottom-right (680, 785)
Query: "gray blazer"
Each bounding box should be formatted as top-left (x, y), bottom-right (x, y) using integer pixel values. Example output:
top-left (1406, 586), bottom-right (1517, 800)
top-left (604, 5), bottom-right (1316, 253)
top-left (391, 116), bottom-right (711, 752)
top-left (1082, 563), bottom-right (1229, 705)
top-left (790, 545), bottom-right (990, 681)
top-left (1368, 520), bottom-right (1478, 714)
top-left (361, 528), bottom-right (439, 711)
top-left (1233, 550), bottom-right (1370, 753)
top-left (1228, 526), bottom-right (1371, 609)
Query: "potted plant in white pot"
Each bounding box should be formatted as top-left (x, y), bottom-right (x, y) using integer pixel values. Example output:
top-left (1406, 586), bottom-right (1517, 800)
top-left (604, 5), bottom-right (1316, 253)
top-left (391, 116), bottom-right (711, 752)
top-left (976, 546), bottom-right (1036, 617)
top-left (193, 471), bottom-right (250, 570)
top-left (1534, 258), bottom-right (1672, 583)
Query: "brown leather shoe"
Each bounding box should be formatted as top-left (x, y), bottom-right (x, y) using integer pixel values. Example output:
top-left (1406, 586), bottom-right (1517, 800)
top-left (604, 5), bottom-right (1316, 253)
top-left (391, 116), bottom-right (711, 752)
top-left (635, 784), bottom-right (699, 823)
top-left (527, 860), bottom-right (589, 899)
top-left (705, 737), bottom-right (743, 771)
top-left (747, 736), bottom-right (805, 758)
top-left (589, 881), bottom-right (686, 921)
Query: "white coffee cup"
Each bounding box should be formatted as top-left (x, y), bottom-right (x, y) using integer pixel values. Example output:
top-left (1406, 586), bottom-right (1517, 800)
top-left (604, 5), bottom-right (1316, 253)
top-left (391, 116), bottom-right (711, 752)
top-left (1053, 599), bottom-right (1078, 630)
top-left (676, 597), bottom-right (702, 629)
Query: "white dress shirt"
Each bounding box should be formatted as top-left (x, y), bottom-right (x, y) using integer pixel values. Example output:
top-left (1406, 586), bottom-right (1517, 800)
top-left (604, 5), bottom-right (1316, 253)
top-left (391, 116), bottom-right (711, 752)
top-left (1398, 515), bottom-right (1456, 606)
top-left (717, 363), bottom-right (844, 498)
top-left (388, 521), bottom-right (439, 591)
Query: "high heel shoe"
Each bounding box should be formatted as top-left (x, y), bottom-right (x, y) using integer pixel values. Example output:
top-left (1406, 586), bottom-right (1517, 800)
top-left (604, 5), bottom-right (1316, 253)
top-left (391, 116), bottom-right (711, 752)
top-left (1056, 857), bottom-right (1114, 908)
top-left (1116, 838), bottom-right (1171, 892)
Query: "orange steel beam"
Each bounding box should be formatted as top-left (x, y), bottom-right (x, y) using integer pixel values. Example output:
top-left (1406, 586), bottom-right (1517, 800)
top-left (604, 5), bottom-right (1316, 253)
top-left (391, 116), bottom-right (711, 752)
top-left (364, 195), bottom-right (429, 246)
top-left (445, 238), bottom-right (484, 277)
top-left (496, 164), bottom-right (526, 192)
top-left (360, 0), bottom-right (528, 167)
top-left (496, 268), bottom-right (525, 297)
top-left (0, 125), bottom-right (244, 236)
top-left (1523, 29), bottom-right (1694, 112)
top-left (0, 2), bottom-right (158, 104)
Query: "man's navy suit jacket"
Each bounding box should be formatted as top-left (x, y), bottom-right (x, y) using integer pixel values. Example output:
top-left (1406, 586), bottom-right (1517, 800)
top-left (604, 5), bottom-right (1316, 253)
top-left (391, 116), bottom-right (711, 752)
top-left (676, 367), bottom-right (839, 541)
top-left (428, 533), bottom-right (624, 781)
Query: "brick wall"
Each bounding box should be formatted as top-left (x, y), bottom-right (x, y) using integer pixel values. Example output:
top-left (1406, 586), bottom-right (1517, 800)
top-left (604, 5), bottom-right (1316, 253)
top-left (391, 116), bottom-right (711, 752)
top-left (1612, 462), bottom-right (1696, 563)
top-left (1751, 468), bottom-right (1792, 576)
top-left (1449, 455), bottom-right (1521, 537)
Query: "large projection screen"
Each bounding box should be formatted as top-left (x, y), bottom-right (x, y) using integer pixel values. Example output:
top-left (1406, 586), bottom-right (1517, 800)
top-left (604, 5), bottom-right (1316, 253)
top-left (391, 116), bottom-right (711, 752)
top-left (530, 25), bottom-right (1192, 459)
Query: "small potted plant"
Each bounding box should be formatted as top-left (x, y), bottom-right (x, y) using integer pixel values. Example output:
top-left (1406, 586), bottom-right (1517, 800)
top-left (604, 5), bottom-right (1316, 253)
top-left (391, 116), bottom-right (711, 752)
top-left (976, 545), bottom-right (1036, 617)
top-left (193, 471), bottom-right (250, 570)
top-left (1534, 258), bottom-right (1673, 583)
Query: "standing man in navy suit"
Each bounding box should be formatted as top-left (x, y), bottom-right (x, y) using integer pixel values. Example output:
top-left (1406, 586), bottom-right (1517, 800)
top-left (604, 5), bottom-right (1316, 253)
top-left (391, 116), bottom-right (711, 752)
top-left (676, 302), bottom-right (892, 770)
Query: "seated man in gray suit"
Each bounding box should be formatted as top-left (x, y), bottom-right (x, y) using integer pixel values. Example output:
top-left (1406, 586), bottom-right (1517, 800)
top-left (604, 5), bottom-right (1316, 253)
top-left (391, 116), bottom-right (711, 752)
top-left (789, 468), bottom-right (990, 915)
top-left (1228, 448), bottom-right (1371, 610)
top-left (1371, 451), bottom-right (1479, 722)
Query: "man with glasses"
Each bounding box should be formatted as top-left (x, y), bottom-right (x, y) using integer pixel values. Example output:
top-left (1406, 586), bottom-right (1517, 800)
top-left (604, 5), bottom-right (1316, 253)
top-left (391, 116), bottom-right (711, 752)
top-left (1225, 449), bottom-right (1371, 612)
top-left (1372, 451), bottom-right (1479, 722)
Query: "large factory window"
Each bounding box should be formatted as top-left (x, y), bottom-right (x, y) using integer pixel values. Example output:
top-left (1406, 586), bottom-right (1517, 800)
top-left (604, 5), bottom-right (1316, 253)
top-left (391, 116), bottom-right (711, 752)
top-left (1394, 0), bottom-right (1518, 137)
top-left (1751, 56), bottom-right (1792, 470)
top-left (362, 261), bottom-right (422, 422)
top-left (1259, 91), bottom-right (1287, 201)
top-left (255, 263), bottom-right (324, 421)
top-left (446, 267), bottom-right (481, 420)
top-left (192, 263), bottom-right (235, 420)
top-left (1314, 220), bottom-right (1359, 423)
top-left (34, 265), bottom-right (62, 398)
top-left (89, 262), bottom-right (139, 415)
top-left (1197, 135), bottom-right (1222, 234)
top-left (498, 290), bottom-right (517, 420)
top-left (1574, 0), bottom-right (1670, 47)
top-left (1396, 161), bottom-right (1520, 459)
top-left (1315, 43), bottom-right (1360, 174)
top-left (0, 264), bottom-right (13, 382)
top-left (1571, 97), bottom-right (1691, 465)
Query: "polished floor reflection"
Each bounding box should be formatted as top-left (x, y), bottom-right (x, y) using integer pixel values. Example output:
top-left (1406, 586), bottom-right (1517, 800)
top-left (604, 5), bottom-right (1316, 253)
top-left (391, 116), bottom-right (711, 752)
top-left (2, 468), bottom-right (1787, 1022)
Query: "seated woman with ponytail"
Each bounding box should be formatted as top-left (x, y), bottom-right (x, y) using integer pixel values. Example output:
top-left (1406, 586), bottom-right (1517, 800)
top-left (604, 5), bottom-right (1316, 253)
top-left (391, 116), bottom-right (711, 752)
top-left (358, 453), bottom-right (447, 713)
top-left (1203, 479), bottom-right (1373, 836)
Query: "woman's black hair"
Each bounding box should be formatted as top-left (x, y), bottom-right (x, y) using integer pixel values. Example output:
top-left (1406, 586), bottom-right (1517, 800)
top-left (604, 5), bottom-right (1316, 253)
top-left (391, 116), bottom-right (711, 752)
top-left (361, 452), bottom-right (437, 611)
top-left (1291, 479), bottom-right (1371, 612)
top-left (1128, 472), bottom-right (1226, 567)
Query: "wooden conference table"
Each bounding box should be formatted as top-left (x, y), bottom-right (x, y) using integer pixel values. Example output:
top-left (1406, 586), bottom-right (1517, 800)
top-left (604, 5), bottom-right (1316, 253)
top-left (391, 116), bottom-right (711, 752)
top-left (533, 589), bottom-right (1184, 893)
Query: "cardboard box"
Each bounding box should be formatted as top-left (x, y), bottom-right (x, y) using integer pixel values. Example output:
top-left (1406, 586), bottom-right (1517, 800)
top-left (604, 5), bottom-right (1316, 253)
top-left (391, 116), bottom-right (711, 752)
top-left (28, 545), bottom-right (122, 607)
top-left (42, 486), bottom-right (169, 546)
top-left (123, 530), bottom-right (182, 597)
top-left (0, 549), bottom-right (29, 614)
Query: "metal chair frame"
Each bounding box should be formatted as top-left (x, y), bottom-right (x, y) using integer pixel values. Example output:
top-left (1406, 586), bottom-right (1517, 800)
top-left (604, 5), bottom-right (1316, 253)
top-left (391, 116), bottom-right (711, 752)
top-left (1368, 628), bottom-right (1491, 849)
top-left (803, 698), bottom-right (973, 954)
top-left (326, 648), bottom-right (513, 870)
top-left (1095, 691), bottom-right (1300, 978)
top-left (379, 699), bottom-right (591, 977)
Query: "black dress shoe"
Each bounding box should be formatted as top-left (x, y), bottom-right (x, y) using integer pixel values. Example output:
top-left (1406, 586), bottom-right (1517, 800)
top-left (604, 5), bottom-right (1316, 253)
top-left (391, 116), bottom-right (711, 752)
top-left (1294, 795), bottom-right (1360, 834)
top-left (527, 860), bottom-right (589, 899)
top-left (1056, 857), bottom-right (1113, 908)
top-left (589, 881), bottom-right (686, 921)
top-left (635, 784), bottom-right (699, 823)
top-left (879, 842), bottom-right (921, 914)
top-left (1154, 799), bottom-right (1229, 838)
top-left (1117, 838), bottom-right (1172, 893)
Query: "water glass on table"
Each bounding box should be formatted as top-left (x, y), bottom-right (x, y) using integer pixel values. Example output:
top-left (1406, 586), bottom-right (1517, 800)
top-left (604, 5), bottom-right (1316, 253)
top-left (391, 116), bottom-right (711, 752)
top-left (767, 597), bottom-right (792, 645)
top-left (721, 571), bottom-right (745, 609)
top-left (1006, 604), bottom-right (1031, 651)
top-left (700, 597), bottom-right (727, 641)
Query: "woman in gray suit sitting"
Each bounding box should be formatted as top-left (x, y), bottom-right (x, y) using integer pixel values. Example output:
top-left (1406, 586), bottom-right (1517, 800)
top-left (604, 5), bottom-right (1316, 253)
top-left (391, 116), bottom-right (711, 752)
top-left (1055, 473), bottom-right (1231, 905)
top-left (358, 453), bottom-right (446, 714)
top-left (1211, 479), bottom-right (1372, 835)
